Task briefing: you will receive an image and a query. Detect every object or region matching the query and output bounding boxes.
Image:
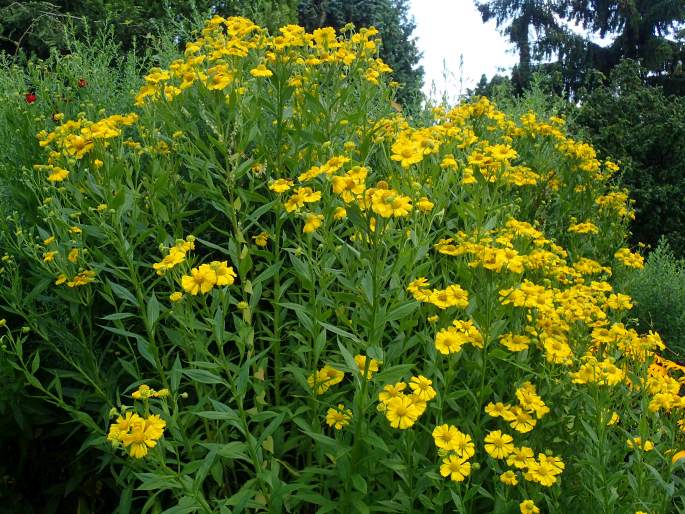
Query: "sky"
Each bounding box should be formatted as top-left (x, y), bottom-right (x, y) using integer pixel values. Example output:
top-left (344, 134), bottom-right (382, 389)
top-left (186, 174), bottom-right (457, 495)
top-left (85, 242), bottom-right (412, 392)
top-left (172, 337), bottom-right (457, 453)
top-left (409, 0), bottom-right (518, 102)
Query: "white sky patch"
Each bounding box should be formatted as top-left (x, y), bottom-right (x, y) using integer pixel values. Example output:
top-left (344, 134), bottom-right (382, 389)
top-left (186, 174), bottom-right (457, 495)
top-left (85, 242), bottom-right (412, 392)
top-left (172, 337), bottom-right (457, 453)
top-left (409, 0), bottom-right (519, 102)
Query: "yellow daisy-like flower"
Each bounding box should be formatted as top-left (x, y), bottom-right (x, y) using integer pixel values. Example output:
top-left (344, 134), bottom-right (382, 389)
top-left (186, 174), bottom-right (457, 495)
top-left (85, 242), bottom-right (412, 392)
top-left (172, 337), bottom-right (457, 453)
top-left (378, 382), bottom-right (406, 405)
top-left (354, 354), bottom-right (380, 379)
top-left (250, 64), bottom-right (273, 78)
top-left (384, 395), bottom-right (420, 429)
top-left (209, 260), bottom-right (237, 286)
top-left (325, 404), bottom-right (352, 429)
top-left (269, 178), bottom-right (293, 193)
top-left (307, 365), bottom-right (344, 395)
top-left (253, 232), bottom-right (269, 247)
top-left (484, 430), bottom-right (514, 459)
top-left (439, 455), bottom-right (471, 482)
top-left (500, 470), bottom-right (518, 486)
top-left (432, 424), bottom-right (460, 450)
top-left (409, 375), bottom-right (437, 401)
top-left (303, 213), bottom-right (324, 233)
top-left (371, 189), bottom-right (412, 218)
top-left (181, 264), bottom-right (217, 295)
top-left (519, 500), bottom-right (540, 514)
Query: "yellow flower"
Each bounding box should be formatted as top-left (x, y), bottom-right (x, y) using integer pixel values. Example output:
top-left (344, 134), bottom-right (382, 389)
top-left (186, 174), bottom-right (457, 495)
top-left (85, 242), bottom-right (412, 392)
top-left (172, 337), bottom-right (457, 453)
top-left (43, 236), bottom-right (55, 245)
top-left (385, 395), bottom-right (420, 429)
top-left (333, 206), bottom-right (347, 220)
top-left (371, 189), bottom-right (412, 218)
top-left (307, 365), bottom-right (344, 395)
top-left (253, 232), bottom-right (269, 247)
top-left (67, 248), bottom-right (79, 262)
top-left (378, 382), bottom-right (406, 404)
top-left (354, 354), bottom-right (380, 379)
top-left (250, 64), bottom-right (273, 77)
top-left (519, 500), bottom-right (540, 514)
top-left (432, 424), bottom-right (460, 450)
top-left (672, 450), bottom-right (685, 464)
top-left (484, 430), bottom-right (514, 459)
top-left (181, 264), bottom-right (217, 295)
top-left (500, 470), bottom-right (518, 486)
top-left (269, 178), bottom-right (293, 193)
top-left (507, 446), bottom-right (535, 469)
top-left (303, 213), bottom-right (324, 233)
top-left (121, 414), bottom-right (166, 459)
top-left (435, 326), bottom-right (466, 355)
top-left (409, 375), bottom-right (436, 401)
top-left (209, 260), bottom-right (237, 286)
top-left (43, 251), bottom-right (57, 263)
top-left (439, 455), bottom-right (471, 482)
top-left (169, 291), bottom-right (183, 302)
top-left (67, 270), bottom-right (96, 287)
top-left (47, 167), bottom-right (69, 182)
top-left (416, 196), bottom-right (434, 212)
top-left (325, 404), bottom-right (352, 429)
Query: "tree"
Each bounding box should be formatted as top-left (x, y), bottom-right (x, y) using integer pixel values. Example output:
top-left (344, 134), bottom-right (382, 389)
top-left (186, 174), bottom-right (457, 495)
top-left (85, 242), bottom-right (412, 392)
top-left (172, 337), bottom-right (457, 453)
top-left (475, 0), bottom-right (685, 96)
top-left (574, 60), bottom-right (685, 255)
top-left (298, 0), bottom-right (424, 108)
top-left (475, 0), bottom-right (564, 92)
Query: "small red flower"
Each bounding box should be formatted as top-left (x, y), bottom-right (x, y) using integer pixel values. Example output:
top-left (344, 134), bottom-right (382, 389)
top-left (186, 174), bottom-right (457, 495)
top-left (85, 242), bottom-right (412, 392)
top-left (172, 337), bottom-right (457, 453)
top-left (78, 78), bottom-right (87, 88)
top-left (25, 92), bottom-right (37, 104)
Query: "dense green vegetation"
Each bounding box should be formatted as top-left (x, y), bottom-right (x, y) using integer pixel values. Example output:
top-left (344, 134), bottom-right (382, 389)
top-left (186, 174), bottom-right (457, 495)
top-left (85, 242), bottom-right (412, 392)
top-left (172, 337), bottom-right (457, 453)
top-left (0, 2), bottom-right (684, 513)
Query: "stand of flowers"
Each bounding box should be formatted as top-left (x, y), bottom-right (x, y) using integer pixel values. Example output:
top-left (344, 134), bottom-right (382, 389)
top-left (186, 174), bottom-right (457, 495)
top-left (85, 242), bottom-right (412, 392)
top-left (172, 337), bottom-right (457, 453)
top-left (1, 15), bottom-right (683, 514)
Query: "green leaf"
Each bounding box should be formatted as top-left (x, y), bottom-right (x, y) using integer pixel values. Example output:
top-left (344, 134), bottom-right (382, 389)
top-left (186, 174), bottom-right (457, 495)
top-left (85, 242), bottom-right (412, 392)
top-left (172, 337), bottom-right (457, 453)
top-left (30, 351), bottom-right (40, 374)
top-left (108, 280), bottom-right (139, 307)
top-left (183, 369), bottom-right (227, 385)
top-left (147, 293), bottom-right (160, 326)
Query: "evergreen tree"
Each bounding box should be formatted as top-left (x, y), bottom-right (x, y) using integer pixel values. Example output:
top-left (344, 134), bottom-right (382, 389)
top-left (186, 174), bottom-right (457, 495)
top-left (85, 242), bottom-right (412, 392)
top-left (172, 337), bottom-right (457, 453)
top-left (475, 0), bottom-right (685, 96)
top-left (298, 0), bottom-right (424, 108)
top-left (475, 0), bottom-right (563, 92)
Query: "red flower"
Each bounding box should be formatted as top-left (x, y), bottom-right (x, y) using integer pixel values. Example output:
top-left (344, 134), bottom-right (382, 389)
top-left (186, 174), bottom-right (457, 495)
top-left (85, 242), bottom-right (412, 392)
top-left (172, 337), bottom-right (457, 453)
top-left (78, 78), bottom-right (87, 88)
top-left (25, 92), bottom-right (36, 104)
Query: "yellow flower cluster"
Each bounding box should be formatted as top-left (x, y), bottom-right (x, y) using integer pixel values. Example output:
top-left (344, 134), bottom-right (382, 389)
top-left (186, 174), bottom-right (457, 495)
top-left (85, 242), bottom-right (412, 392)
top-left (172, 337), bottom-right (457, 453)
top-left (181, 260), bottom-right (237, 296)
top-left (37, 113), bottom-right (138, 165)
top-left (153, 236), bottom-right (195, 275)
top-left (379, 375), bottom-right (436, 429)
top-left (433, 424), bottom-right (475, 482)
top-left (614, 247), bottom-right (645, 269)
top-left (485, 382), bottom-right (550, 434)
top-left (407, 278), bottom-right (469, 309)
top-left (131, 384), bottom-right (170, 400)
top-left (434, 320), bottom-right (483, 355)
top-left (134, 17), bottom-right (391, 107)
top-left (107, 411), bottom-right (166, 459)
top-left (354, 354), bottom-right (380, 379)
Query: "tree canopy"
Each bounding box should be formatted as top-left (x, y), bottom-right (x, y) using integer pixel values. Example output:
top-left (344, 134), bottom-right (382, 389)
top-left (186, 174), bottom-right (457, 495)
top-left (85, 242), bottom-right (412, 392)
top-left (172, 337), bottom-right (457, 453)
top-left (476, 0), bottom-right (685, 95)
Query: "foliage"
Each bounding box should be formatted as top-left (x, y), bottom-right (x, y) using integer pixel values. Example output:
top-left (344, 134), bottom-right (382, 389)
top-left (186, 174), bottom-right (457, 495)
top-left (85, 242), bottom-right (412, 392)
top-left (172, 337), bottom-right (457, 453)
top-left (0, 0), bottom-right (298, 58)
top-left (298, 0), bottom-right (423, 109)
top-left (573, 59), bottom-right (685, 256)
top-left (475, 0), bottom-right (685, 96)
top-left (0, 14), bottom-right (684, 514)
top-left (622, 240), bottom-right (685, 359)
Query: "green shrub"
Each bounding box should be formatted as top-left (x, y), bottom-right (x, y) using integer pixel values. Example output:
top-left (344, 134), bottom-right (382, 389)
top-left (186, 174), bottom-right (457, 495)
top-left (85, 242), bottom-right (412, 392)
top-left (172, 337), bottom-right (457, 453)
top-left (0, 15), bottom-right (683, 514)
top-left (624, 240), bottom-right (685, 358)
top-left (574, 60), bottom-right (685, 257)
